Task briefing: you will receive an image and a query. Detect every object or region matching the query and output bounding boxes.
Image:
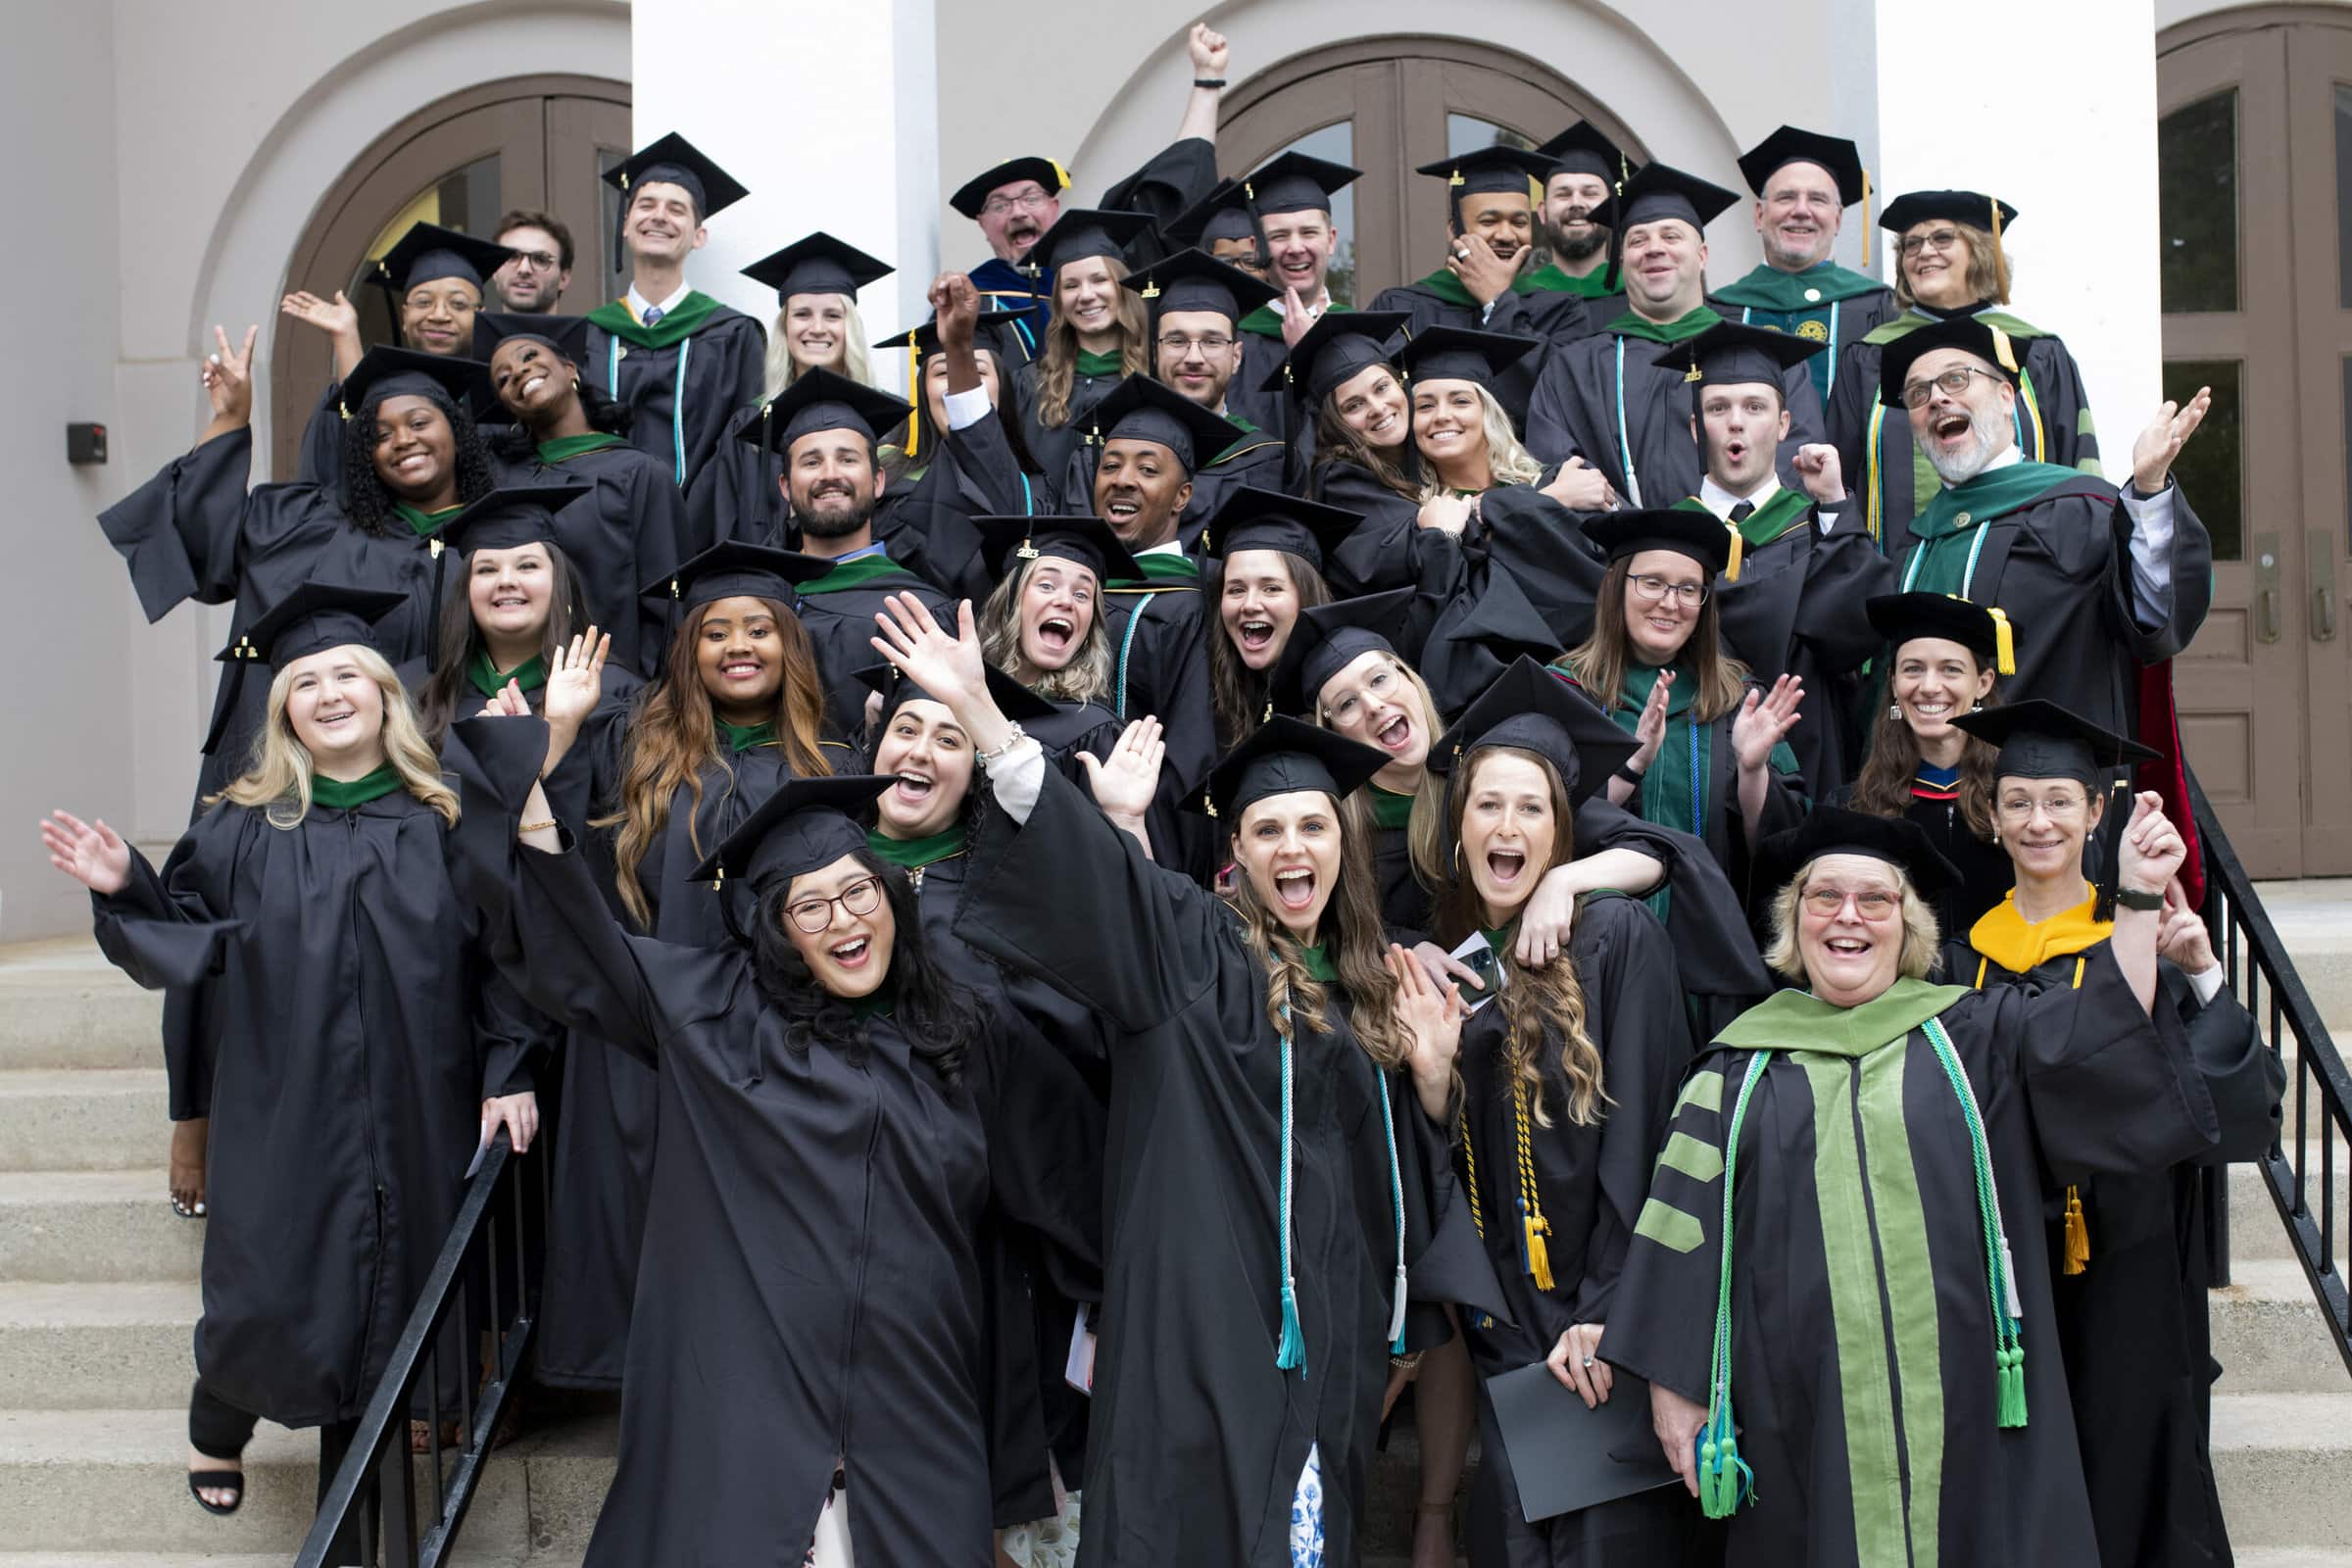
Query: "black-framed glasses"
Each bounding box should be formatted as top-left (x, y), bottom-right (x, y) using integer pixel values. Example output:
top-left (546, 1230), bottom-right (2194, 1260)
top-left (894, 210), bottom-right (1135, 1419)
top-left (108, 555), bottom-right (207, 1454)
top-left (507, 249), bottom-right (562, 270)
top-left (1900, 366), bottom-right (2002, 409)
top-left (1628, 572), bottom-right (1707, 608)
top-left (784, 875), bottom-right (884, 933)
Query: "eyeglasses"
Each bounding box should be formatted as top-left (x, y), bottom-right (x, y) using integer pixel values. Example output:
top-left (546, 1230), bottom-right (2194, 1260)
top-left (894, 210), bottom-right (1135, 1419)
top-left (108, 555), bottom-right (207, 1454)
top-left (981, 188), bottom-right (1054, 218)
top-left (506, 250), bottom-right (562, 271)
top-left (1628, 573), bottom-right (1707, 609)
top-left (1900, 366), bottom-right (2002, 409)
top-left (1897, 227), bottom-right (1963, 258)
top-left (1157, 333), bottom-right (1235, 356)
top-left (1995, 794), bottom-right (2088, 822)
top-left (783, 875), bottom-right (884, 933)
top-left (1802, 887), bottom-right (1898, 918)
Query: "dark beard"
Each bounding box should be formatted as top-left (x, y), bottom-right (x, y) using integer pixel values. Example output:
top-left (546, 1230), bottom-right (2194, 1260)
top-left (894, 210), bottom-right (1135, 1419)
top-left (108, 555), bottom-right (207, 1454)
top-left (794, 491), bottom-right (875, 540)
top-left (1540, 220), bottom-right (1608, 264)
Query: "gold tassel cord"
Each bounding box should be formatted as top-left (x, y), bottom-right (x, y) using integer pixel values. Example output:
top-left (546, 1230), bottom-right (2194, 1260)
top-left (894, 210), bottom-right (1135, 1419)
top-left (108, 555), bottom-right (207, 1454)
top-left (1860, 169), bottom-right (1874, 273)
top-left (1513, 1083), bottom-right (1556, 1293)
top-left (2062, 1185), bottom-right (2089, 1275)
top-left (905, 332), bottom-right (921, 461)
top-left (1986, 605), bottom-right (2016, 676)
top-left (1725, 528), bottom-right (1743, 583)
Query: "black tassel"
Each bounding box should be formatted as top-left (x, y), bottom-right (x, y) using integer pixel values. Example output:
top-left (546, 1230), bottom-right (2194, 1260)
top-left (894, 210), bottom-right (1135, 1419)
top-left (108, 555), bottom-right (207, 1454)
top-left (2090, 778), bottom-right (2131, 922)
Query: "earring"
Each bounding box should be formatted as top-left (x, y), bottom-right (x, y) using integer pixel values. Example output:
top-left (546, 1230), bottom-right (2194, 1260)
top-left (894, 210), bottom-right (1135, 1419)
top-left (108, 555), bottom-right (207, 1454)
top-left (1888, 704), bottom-right (1902, 721)
top-left (1970, 702), bottom-right (1984, 713)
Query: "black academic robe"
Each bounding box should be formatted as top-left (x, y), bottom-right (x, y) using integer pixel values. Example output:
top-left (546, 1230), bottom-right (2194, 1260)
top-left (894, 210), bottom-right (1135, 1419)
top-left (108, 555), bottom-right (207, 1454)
top-left (681, 399), bottom-right (783, 553)
top-left (1309, 462), bottom-right (1434, 599)
top-left (489, 438), bottom-right (688, 676)
top-left (90, 790), bottom-right (535, 1427)
top-left (953, 762), bottom-right (1475, 1568)
top-left (1014, 360), bottom-right (1124, 495)
top-left (1524, 315), bottom-right (1826, 508)
top-left (771, 553), bottom-right (956, 741)
top-left (95, 426), bottom-right (446, 808)
top-left (877, 409), bottom-right (1056, 605)
top-left (1172, 425), bottom-right (1292, 550)
top-left (1461, 471), bottom-right (1613, 652)
top-left (1959, 939), bottom-right (2278, 1568)
top-left (1366, 270), bottom-right (1596, 428)
top-left (1709, 267), bottom-right (1896, 411)
top-left (444, 718), bottom-right (1033, 1567)
top-left (584, 296), bottom-right (766, 490)
top-left (1453, 895), bottom-right (1706, 1568)
top-left (1098, 564), bottom-right (1217, 882)
top-left (1605, 965), bottom-right (2224, 1568)
top-left (1230, 316), bottom-right (1299, 452)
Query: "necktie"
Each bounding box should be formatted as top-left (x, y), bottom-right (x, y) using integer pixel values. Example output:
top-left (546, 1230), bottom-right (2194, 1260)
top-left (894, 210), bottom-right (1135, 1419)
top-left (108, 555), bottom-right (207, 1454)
top-left (642, 306), bottom-right (663, 326)
top-left (1729, 500), bottom-right (1755, 522)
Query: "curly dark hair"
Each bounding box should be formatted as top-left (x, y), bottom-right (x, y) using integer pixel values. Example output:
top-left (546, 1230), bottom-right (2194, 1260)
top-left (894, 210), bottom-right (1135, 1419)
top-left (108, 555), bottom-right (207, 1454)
top-left (339, 391), bottom-right (498, 537)
top-left (745, 849), bottom-right (979, 1086)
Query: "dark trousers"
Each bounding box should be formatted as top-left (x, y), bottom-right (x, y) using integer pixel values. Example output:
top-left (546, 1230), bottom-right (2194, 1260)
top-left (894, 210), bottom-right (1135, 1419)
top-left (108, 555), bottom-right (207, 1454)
top-left (188, 1380), bottom-right (368, 1560)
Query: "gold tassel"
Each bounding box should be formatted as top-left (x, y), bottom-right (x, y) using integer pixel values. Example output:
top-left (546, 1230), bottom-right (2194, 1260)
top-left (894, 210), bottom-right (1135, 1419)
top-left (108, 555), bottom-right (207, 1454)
top-left (1525, 1210), bottom-right (1555, 1292)
top-left (1049, 159), bottom-right (1072, 193)
top-left (1990, 324), bottom-right (2020, 376)
top-left (1860, 169), bottom-right (1873, 273)
top-left (2062, 1186), bottom-right (2089, 1274)
top-left (1987, 605), bottom-right (2016, 675)
top-left (1725, 528), bottom-right (1743, 582)
top-left (1988, 197), bottom-right (2011, 306)
top-left (905, 332), bottom-right (921, 462)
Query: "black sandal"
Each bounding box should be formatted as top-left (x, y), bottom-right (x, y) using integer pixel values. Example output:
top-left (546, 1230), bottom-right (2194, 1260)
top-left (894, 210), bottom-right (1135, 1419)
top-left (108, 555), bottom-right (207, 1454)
top-left (187, 1467), bottom-right (242, 1515)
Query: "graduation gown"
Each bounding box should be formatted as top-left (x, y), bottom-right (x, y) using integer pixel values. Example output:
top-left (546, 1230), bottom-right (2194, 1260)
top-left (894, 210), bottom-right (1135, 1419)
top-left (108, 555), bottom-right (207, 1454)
top-left (491, 433), bottom-right (689, 676)
top-left (953, 760), bottom-right (1472, 1568)
top-left (1173, 421), bottom-right (1291, 550)
top-left (1605, 967), bottom-right (2224, 1568)
top-left (1098, 556), bottom-right (1217, 882)
top-left (1367, 268), bottom-right (1597, 427)
top-left (771, 550), bottom-right (956, 742)
top-left (90, 788), bottom-right (534, 1427)
top-left (681, 399), bottom-right (784, 554)
top-left (1462, 470), bottom-right (1612, 653)
top-left (1523, 309), bottom-right (1826, 508)
top-left (584, 292), bottom-right (766, 489)
top-left (1309, 461), bottom-right (1434, 599)
top-left (877, 409), bottom-right (1056, 605)
top-left (444, 719), bottom-right (1024, 1566)
top-left (1230, 306), bottom-right (1306, 454)
top-left (1452, 895), bottom-right (1705, 1568)
top-left (1709, 264), bottom-right (1895, 410)
top-left (1015, 356), bottom-right (1124, 513)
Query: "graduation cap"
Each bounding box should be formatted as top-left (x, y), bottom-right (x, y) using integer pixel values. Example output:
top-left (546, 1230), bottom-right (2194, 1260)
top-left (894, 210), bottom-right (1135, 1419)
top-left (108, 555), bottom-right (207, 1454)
top-left (603, 132), bottom-right (749, 221)
top-left (1880, 189), bottom-right (2019, 303)
top-left (1650, 319), bottom-right (1823, 390)
top-left (218, 582), bottom-right (408, 672)
top-left (1120, 247), bottom-right (1280, 326)
top-left (1415, 146), bottom-right (1557, 226)
top-left (1865, 592), bottom-right (2016, 678)
top-left (474, 311), bottom-right (593, 364)
top-left (854, 659), bottom-right (1059, 732)
top-left (1877, 315), bottom-right (2022, 410)
top-left (1537, 122), bottom-right (1634, 188)
top-left (1081, 374), bottom-right (1244, 474)
top-left (1595, 163), bottom-right (1740, 289)
top-left (949, 155), bottom-right (1072, 221)
top-left (1264, 309), bottom-right (1411, 404)
top-left (1395, 325), bottom-right (1538, 391)
top-left (686, 774), bottom-right (898, 892)
top-left (1759, 805), bottom-right (1961, 901)
top-left (870, 300), bottom-right (1036, 460)
top-left (368, 222), bottom-right (517, 321)
top-left (1184, 714), bottom-right (1390, 820)
top-left (740, 367), bottom-right (915, 453)
top-left (1198, 486), bottom-right (1362, 570)
top-left (1269, 587), bottom-right (1419, 717)
top-left (1428, 655), bottom-right (1634, 807)
top-left (973, 513), bottom-right (1144, 588)
top-left (741, 231), bottom-right (893, 302)
top-left (1239, 150), bottom-right (1360, 217)
top-left (1165, 178), bottom-right (1260, 252)
top-left (337, 345), bottom-right (489, 422)
top-left (1949, 699), bottom-right (2157, 788)
top-left (1736, 125), bottom-right (1869, 207)
top-left (1025, 209), bottom-right (1158, 278)
top-left (649, 540), bottom-right (835, 612)
top-left (428, 481), bottom-right (594, 557)
top-left (1587, 508), bottom-right (1735, 580)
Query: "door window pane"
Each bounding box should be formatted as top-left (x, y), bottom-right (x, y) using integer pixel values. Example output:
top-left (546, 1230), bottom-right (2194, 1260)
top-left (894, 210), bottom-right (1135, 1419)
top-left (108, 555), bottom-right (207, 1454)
top-left (2158, 91), bottom-right (2238, 314)
top-left (346, 153), bottom-right (503, 350)
top-left (2164, 361), bottom-right (2241, 560)
top-left (1270, 122), bottom-right (1356, 306)
top-left (2338, 86), bottom-right (2352, 308)
top-left (1446, 114), bottom-right (1535, 157)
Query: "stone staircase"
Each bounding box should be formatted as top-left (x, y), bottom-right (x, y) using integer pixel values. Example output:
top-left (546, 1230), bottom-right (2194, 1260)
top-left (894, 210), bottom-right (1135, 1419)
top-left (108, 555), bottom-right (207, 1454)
top-left (2, 887), bottom-right (2350, 1565)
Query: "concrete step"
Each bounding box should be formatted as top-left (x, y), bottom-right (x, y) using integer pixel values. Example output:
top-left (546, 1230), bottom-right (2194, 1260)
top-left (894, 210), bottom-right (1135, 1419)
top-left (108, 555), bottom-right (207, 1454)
top-left (2230, 1160), bottom-right (2351, 1266)
top-left (0, 1282), bottom-right (200, 1410)
top-left (0, 941), bottom-right (160, 1072)
top-left (2214, 1392), bottom-right (2352, 1551)
top-left (0, 1070), bottom-right (170, 1171)
top-left (2214, 1261), bottom-right (2352, 1396)
top-left (0, 1169), bottom-right (202, 1283)
top-left (2233, 1553), bottom-right (2352, 1568)
top-left (2245, 879), bottom-right (2352, 1029)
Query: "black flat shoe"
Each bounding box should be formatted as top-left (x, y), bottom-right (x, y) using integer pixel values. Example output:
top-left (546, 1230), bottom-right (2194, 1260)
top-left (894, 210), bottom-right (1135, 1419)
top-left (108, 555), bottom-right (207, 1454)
top-left (188, 1468), bottom-right (242, 1515)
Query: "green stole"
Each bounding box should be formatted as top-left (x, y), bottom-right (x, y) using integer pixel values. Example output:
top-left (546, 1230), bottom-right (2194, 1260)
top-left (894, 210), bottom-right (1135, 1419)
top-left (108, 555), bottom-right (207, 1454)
top-left (1208, 413), bottom-right (1269, 468)
top-left (1074, 348), bottom-right (1125, 377)
top-left (1296, 942), bottom-right (1340, 982)
top-left (1713, 261), bottom-right (1885, 312)
top-left (1367, 785), bottom-right (1416, 830)
top-left (1671, 488), bottom-right (1815, 575)
top-left (393, 502), bottom-right (465, 538)
top-left (1544, 268), bottom-right (1617, 299)
top-left (585, 290), bottom-right (726, 350)
top-left (716, 720), bottom-right (778, 755)
top-left (1904, 460), bottom-right (2098, 597)
top-left (310, 763), bottom-right (404, 810)
top-left (466, 650), bottom-right (547, 699)
top-left (867, 823), bottom-right (969, 871)
top-left (1604, 306), bottom-right (1722, 346)
top-left (1109, 553), bottom-right (1201, 589)
top-left (796, 553), bottom-right (910, 595)
top-left (538, 431), bottom-right (625, 464)
top-left (1411, 266), bottom-right (1585, 309)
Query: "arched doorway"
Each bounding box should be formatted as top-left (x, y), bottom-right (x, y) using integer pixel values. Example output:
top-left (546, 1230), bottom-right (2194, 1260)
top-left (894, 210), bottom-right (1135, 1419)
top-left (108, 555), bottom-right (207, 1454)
top-left (1219, 38), bottom-right (1644, 303)
top-left (2159, 6), bottom-right (2352, 874)
top-left (271, 74), bottom-right (631, 479)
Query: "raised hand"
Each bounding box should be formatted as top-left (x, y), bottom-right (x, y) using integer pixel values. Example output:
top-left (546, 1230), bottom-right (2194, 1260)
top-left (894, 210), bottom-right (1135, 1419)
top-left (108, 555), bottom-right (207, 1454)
top-left (1078, 716), bottom-right (1165, 824)
top-left (2132, 386), bottom-right (2211, 495)
top-left (1630, 669), bottom-right (1675, 771)
top-left (871, 593), bottom-right (989, 710)
top-left (280, 289), bottom-right (360, 343)
top-left (1446, 230), bottom-right (1529, 307)
top-left (929, 272), bottom-right (980, 354)
top-left (541, 627), bottom-right (610, 733)
top-left (39, 809), bottom-right (131, 896)
top-left (1388, 943), bottom-right (1463, 1120)
top-left (2116, 790), bottom-right (2186, 897)
top-left (1792, 443), bottom-right (1843, 505)
top-left (198, 324), bottom-right (260, 429)
top-left (1731, 674), bottom-right (1803, 772)
top-left (2156, 877), bottom-right (2218, 976)
top-left (1188, 22), bottom-right (1229, 74)
top-left (1280, 285), bottom-right (1318, 348)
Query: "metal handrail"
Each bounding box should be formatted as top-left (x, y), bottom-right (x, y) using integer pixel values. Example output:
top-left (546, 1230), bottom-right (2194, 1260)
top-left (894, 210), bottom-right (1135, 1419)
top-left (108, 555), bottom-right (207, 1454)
top-left (293, 1129), bottom-right (546, 1567)
top-left (2191, 771), bottom-right (2352, 1374)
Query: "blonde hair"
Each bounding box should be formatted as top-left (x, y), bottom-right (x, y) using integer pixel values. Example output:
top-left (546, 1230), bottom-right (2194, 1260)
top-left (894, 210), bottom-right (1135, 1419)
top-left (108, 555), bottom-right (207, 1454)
top-left (1762, 858), bottom-right (1944, 985)
top-left (1415, 383), bottom-right (1544, 501)
top-left (209, 646), bottom-right (457, 829)
top-left (979, 558), bottom-right (1114, 704)
top-left (1305, 648), bottom-right (1450, 890)
top-left (1892, 220), bottom-right (2010, 310)
top-left (764, 293), bottom-right (875, 401)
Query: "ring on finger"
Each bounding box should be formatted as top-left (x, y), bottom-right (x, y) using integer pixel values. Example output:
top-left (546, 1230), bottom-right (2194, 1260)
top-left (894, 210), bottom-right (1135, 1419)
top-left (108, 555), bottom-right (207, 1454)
top-left (1581, 1355), bottom-right (1595, 1367)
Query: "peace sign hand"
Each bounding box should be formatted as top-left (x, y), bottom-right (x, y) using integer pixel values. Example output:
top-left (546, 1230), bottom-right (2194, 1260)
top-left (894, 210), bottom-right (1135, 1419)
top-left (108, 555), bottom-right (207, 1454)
top-left (198, 325), bottom-right (260, 426)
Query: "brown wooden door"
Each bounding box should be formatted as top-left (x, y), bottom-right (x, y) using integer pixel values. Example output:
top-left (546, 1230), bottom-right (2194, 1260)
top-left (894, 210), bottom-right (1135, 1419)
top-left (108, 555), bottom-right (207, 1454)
top-left (272, 76), bottom-right (631, 480)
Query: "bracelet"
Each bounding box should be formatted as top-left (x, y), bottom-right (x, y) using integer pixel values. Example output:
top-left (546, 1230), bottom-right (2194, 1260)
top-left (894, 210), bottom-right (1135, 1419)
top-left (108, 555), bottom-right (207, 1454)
top-left (518, 820), bottom-right (558, 835)
top-left (974, 722), bottom-right (1029, 770)
top-left (1390, 1350), bottom-right (1424, 1372)
top-left (2114, 884), bottom-right (2166, 911)
top-left (1194, 77), bottom-right (1226, 88)
top-left (1612, 760), bottom-right (1645, 786)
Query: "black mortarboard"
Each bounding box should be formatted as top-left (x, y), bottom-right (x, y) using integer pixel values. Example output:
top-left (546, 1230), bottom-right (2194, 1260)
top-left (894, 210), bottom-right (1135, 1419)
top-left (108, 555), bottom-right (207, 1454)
top-left (741, 231), bottom-right (894, 302)
top-left (741, 367), bottom-right (915, 451)
top-left (1431, 656), bottom-right (1634, 807)
top-left (1586, 508), bottom-right (1735, 579)
top-left (1026, 208), bottom-right (1157, 276)
top-left (1395, 325), bottom-right (1537, 390)
top-left (1877, 315), bottom-right (2023, 409)
top-left (1760, 805), bottom-right (1961, 900)
top-left (369, 222), bottom-right (516, 305)
top-left (1185, 714), bottom-right (1390, 820)
top-left (1265, 309), bottom-right (1411, 404)
top-left (603, 132), bottom-right (748, 220)
top-left (219, 583), bottom-right (408, 672)
top-left (1121, 247), bottom-right (1280, 325)
top-left (1737, 125), bottom-right (1868, 206)
top-left (1269, 587), bottom-right (1419, 717)
top-left (1199, 486), bottom-right (1362, 569)
top-left (474, 311), bottom-right (593, 365)
top-left (1537, 122), bottom-right (1633, 187)
top-left (973, 513), bottom-right (1145, 588)
top-left (949, 156), bottom-right (1071, 221)
top-left (1878, 189), bottom-right (2018, 237)
top-left (1593, 162), bottom-right (1740, 233)
top-left (1082, 375), bottom-right (1244, 474)
top-left (687, 774), bottom-right (897, 891)
top-left (1166, 178), bottom-right (1260, 251)
top-left (1650, 319), bottom-right (1824, 389)
top-left (428, 481), bottom-right (595, 557)
top-left (854, 660), bottom-right (1059, 729)
top-left (1865, 593), bottom-right (2016, 677)
top-left (650, 540), bottom-right (834, 611)
top-left (1240, 151), bottom-right (1360, 217)
top-left (337, 345), bottom-right (487, 420)
top-left (1415, 146), bottom-right (1555, 222)
top-left (870, 297), bottom-right (1028, 361)
top-left (1949, 700), bottom-right (2157, 788)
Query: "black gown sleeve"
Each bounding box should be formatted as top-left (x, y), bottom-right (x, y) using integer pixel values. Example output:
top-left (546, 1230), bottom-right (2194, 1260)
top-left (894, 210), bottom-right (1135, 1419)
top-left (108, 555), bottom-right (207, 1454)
top-left (1098, 137), bottom-right (1219, 238)
top-left (296, 380), bottom-right (343, 488)
top-left (2161, 966), bottom-right (2282, 1165)
top-left (96, 427), bottom-right (255, 621)
top-left (88, 811), bottom-right (248, 990)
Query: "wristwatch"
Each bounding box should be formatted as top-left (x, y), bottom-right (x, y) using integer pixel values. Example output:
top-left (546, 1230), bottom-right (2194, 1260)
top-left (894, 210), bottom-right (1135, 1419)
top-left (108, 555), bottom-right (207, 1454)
top-left (2114, 885), bottom-right (2166, 912)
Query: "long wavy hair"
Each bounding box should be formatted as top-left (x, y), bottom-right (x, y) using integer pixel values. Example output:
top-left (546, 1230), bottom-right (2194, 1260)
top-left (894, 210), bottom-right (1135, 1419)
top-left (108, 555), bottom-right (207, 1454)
top-left (1209, 550), bottom-right (1333, 749)
top-left (1033, 257), bottom-right (1150, 429)
top-left (1850, 671), bottom-right (2004, 840)
top-left (1224, 805), bottom-right (1413, 1069)
top-left (749, 852), bottom-right (977, 1084)
top-left (764, 293), bottom-right (875, 401)
top-left (595, 598), bottom-right (834, 930)
top-left (339, 391), bottom-right (497, 537)
top-left (1414, 383), bottom-right (1544, 502)
top-left (1892, 220), bottom-right (2009, 310)
top-left (979, 559), bottom-right (1114, 704)
top-left (416, 541), bottom-right (592, 749)
top-left (209, 646), bottom-right (457, 829)
top-left (1430, 747), bottom-right (1604, 1128)
top-left (1310, 379), bottom-right (1419, 501)
top-left (1562, 558), bottom-right (1750, 724)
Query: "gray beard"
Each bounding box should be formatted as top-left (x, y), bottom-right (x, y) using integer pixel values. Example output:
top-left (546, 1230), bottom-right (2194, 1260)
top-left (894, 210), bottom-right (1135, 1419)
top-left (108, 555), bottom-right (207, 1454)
top-left (1923, 417), bottom-right (2010, 486)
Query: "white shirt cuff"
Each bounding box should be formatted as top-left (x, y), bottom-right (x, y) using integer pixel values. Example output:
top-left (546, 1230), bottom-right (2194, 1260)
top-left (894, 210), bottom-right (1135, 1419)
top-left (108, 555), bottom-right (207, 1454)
top-left (984, 738), bottom-right (1047, 824)
top-left (2188, 962), bottom-right (2226, 1006)
top-left (2121, 479), bottom-right (2179, 630)
top-left (943, 384), bottom-right (994, 432)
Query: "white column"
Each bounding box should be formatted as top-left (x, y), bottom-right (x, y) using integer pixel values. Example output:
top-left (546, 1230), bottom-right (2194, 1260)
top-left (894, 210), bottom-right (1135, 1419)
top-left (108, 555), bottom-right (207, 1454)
top-left (632, 0), bottom-right (942, 353)
top-left (1870, 0), bottom-right (2164, 448)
